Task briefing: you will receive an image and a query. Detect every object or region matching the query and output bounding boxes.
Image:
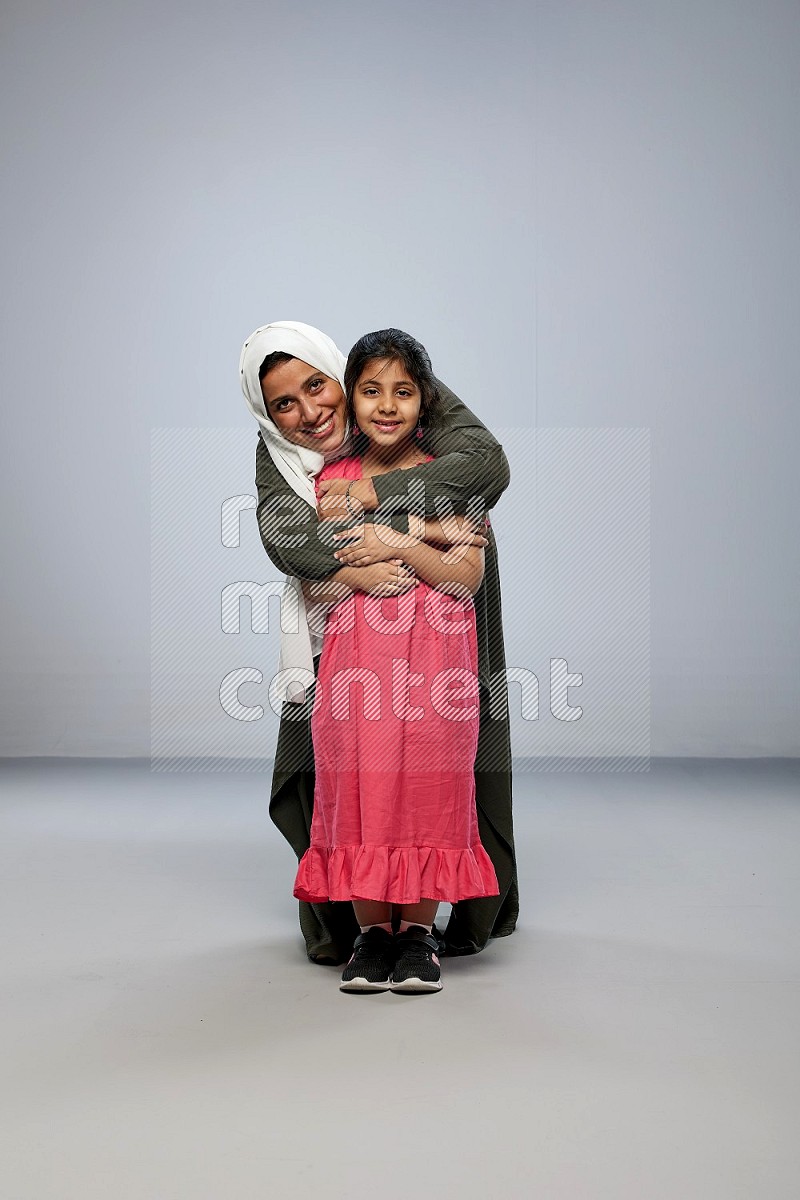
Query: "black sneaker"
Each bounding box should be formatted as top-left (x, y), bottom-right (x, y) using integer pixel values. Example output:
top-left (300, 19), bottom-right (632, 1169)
top-left (390, 926), bottom-right (443, 993)
top-left (339, 927), bottom-right (395, 993)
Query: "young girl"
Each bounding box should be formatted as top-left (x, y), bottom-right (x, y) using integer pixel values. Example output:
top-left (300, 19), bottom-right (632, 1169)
top-left (292, 329), bottom-right (500, 993)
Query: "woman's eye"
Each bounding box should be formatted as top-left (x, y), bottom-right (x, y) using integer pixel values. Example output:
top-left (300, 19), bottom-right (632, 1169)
top-left (309, 378), bottom-right (323, 391)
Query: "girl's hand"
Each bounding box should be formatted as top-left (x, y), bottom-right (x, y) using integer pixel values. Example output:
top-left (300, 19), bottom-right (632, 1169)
top-left (357, 559), bottom-right (417, 597)
top-left (333, 521), bottom-right (421, 566)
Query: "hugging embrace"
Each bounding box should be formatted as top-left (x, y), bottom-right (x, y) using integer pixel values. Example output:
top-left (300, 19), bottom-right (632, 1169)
top-left (240, 320), bottom-right (518, 994)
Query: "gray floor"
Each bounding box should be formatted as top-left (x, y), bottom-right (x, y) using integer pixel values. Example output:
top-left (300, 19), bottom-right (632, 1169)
top-left (1, 759), bottom-right (798, 1199)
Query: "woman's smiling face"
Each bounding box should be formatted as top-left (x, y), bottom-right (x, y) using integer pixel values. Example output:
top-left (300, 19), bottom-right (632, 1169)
top-left (260, 358), bottom-right (347, 452)
top-left (353, 357), bottom-right (422, 446)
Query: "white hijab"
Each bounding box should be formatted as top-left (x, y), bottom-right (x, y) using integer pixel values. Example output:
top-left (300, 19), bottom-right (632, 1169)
top-left (239, 321), bottom-right (354, 707)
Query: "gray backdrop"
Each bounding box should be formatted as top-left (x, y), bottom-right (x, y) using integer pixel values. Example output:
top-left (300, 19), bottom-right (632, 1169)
top-left (2, 0), bottom-right (798, 757)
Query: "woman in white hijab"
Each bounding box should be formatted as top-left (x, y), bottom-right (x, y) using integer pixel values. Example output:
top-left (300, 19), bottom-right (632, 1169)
top-left (241, 319), bottom-right (350, 501)
top-left (240, 321), bottom-right (357, 706)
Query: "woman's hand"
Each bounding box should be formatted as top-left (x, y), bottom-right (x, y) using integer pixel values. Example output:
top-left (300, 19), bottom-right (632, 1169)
top-left (332, 521), bottom-right (421, 566)
top-left (357, 559), bottom-right (417, 597)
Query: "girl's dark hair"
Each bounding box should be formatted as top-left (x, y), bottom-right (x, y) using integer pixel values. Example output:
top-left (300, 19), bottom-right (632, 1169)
top-left (343, 329), bottom-right (443, 435)
top-left (258, 350), bottom-right (294, 383)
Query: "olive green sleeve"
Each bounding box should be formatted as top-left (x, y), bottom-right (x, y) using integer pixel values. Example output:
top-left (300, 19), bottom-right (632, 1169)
top-left (254, 435), bottom-right (346, 580)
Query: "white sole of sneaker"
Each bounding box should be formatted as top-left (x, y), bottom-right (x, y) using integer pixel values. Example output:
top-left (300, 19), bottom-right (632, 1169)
top-left (389, 978), bottom-right (442, 993)
top-left (339, 978), bottom-right (391, 993)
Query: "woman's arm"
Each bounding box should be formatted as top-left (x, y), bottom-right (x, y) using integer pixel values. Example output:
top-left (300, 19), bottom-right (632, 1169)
top-left (255, 435), bottom-right (360, 580)
top-left (318, 377), bottom-right (511, 522)
top-left (254, 407), bottom-right (499, 584)
top-left (301, 567), bottom-right (359, 605)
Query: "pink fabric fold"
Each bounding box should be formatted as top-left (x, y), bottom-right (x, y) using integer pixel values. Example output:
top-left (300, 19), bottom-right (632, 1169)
top-left (293, 842), bottom-right (500, 905)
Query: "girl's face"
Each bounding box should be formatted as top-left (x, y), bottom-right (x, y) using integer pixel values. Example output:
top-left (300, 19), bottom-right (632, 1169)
top-left (353, 357), bottom-right (422, 448)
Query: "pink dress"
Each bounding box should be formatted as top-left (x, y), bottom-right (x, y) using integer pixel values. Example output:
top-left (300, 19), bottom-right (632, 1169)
top-left (293, 454), bottom-right (500, 906)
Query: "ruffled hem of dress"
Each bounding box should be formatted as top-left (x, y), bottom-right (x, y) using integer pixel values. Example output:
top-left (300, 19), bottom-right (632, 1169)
top-left (293, 843), bottom-right (500, 905)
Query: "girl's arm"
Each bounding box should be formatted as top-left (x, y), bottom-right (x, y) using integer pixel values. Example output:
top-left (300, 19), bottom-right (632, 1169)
top-left (398, 541), bottom-right (485, 597)
top-left (331, 515), bottom-right (490, 568)
top-left (301, 562), bottom-right (416, 605)
top-left (421, 514), bottom-right (488, 546)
